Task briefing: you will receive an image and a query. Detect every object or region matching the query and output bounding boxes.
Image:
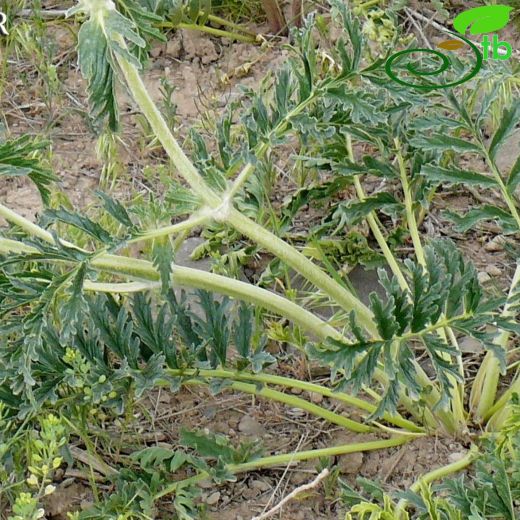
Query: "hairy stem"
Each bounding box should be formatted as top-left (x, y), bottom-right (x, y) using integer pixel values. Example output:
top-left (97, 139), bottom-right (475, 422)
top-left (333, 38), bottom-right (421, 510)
top-left (114, 45), bottom-right (377, 332)
top-left (395, 141), bottom-right (466, 432)
top-left (472, 262), bottom-right (520, 421)
top-left (179, 378), bottom-right (373, 433)
top-left (165, 368), bottom-right (424, 432)
top-left (395, 141), bottom-right (426, 267)
top-left (155, 436), bottom-right (409, 500)
top-left (395, 446), bottom-right (479, 519)
top-left (227, 207), bottom-right (376, 332)
top-left (482, 148), bottom-right (520, 230)
top-left (346, 136), bottom-right (408, 291)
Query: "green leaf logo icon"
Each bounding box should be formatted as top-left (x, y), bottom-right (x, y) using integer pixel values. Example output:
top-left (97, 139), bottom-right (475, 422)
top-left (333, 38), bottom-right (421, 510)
top-left (453, 5), bottom-right (513, 35)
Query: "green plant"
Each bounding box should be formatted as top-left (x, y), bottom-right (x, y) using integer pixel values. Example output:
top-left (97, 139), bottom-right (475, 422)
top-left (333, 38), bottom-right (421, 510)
top-left (0, 0), bottom-right (519, 518)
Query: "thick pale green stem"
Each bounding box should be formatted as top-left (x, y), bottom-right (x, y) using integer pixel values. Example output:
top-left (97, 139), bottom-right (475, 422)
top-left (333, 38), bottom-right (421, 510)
top-left (395, 446), bottom-right (479, 519)
top-left (0, 203), bottom-right (67, 245)
top-left (115, 55), bottom-right (221, 207)
top-left (114, 47), bottom-right (377, 332)
top-left (176, 22), bottom-right (256, 43)
top-left (471, 262), bottom-right (520, 421)
top-left (395, 142), bottom-right (466, 432)
top-left (92, 256), bottom-right (345, 343)
top-left (165, 368), bottom-right (424, 432)
top-left (127, 214), bottom-right (208, 244)
top-left (155, 436), bottom-right (409, 500)
top-left (346, 141), bottom-right (463, 433)
top-left (353, 177), bottom-right (408, 290)
top-left (170, 264), bottom-right (342, 340)
top-left (395, 143), bottom-right (426, 267)
top-left (482, 149), bottom-right (520, 230)
top-left (485, 371), bottom-right (520, 424)
top-left (228, 208), bottom-right (376, 330)
top-left (468, 139), bottom-right (520, 423)
top-left (346, 136), bottom-right (408, 291)
top-left (179, 378), bottom-right (373, 433)
top-left (205, 14), bottom-right (258, 36)
top-left (0, 232), bottom-right (340, 342)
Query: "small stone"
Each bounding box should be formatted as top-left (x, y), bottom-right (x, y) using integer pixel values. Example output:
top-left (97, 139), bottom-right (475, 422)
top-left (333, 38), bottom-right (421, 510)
top-left (166, 37), bottom-right (182, 58)
top-left (448, 451), bottom-right (466, 464)
top-left (478, 272), bottom-right (491, 284)
top-left (238, 415), bottom-right (267, 437)
top-left (484, 236), bottom-right (505, 252)
top-left (459, 337), bottom-right (483, 354)
top-left (199, 479), bottom-right (213, 489)
top-left (486, 264), bottom-right (501, 276)
top-left (150, 44), bottom-right (162, 58)
top-left (251, 479), bottom-right (271, 493)
top-left (291, 387), bottom-right (303, 395)
top-left (181, 30), bottom-right (218, 64)
top-left (242, 486), bottom-right (260, 499)
top-left (338, 452), bottom-right (364, 474)
top-left (205, 491), bottom-right (221, 505)
top-left (310, 392), bottom-right (324, 404)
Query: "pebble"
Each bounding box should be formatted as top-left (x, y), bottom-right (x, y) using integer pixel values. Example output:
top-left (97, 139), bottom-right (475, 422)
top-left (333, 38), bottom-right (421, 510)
top-left (166, 37), bottom-right (182, 59)
top-left (238, 415), bottom-right (267, 437)
top-left (486, 264), bottom-right (501, 276)
top-left (199, 479), bottom-right (213, 489)
top-left (310, 392), bottom-right (324, 404)
top-left (205, 491), bottom-right (221, 506)
top-left (291, 387), bottom-right (303, 395)
top-left (338, 452), bottom-right (364, 474)
top-left (459, 337), bottom-right (483, 354)
top-left (484, 236), bottom-right (505, 252)
top-left (478, 272), bottom-right (491, 284)
top-left (448, 451), bottom-right (466, 464)
top-left (251, 479), bottom-right (271, 493)
top-left (242, 486), bottom-right (260, 499)
top-left (150, 44), bottom-right (162, 58)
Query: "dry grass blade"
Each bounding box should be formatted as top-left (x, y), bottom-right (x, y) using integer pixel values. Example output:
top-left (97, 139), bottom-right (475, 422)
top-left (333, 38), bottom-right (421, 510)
top-left (251, 468), bottom-right (330, 520)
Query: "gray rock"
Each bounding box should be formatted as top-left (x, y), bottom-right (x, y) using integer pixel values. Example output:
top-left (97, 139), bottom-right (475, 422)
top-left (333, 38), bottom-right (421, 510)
top-left (486, 264), bottom-right (501, 276)
top-left (484, 236), bottom-right (506, 252)
top-left (251, 479), bottom-right (271, 493)
top-left (478, 271), bottom-right (491, 284)
top-left (205, 491), bottom-right (221, 505)
top-left (337, 451), bottom-right (364, 474)
top-left (238, 415), bottom-right (267, 437)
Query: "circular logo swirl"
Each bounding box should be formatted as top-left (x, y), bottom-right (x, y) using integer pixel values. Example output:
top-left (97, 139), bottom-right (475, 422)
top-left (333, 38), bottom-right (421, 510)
top-left (385, 32), bottom-right (483, 90)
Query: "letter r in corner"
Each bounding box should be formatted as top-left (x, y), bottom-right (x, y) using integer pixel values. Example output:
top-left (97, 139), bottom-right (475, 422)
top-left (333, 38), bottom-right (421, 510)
top-left (0, 12), bottom-right (8, 36)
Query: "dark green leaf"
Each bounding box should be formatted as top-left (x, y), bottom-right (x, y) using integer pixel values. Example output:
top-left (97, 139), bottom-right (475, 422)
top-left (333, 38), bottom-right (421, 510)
top-left (96, 191), bottom-right (135, 230)
top-left (0, 136), bottom-right (56, 205)
top-left (421, 164), bottom-right (496, 187)
top-left (446, 205), bottom-right (518, 234)
top-left (507, 154), bottom-right (520, 192)
top-left (45, 208), bottom-right (113, 243)
top-left (411, 133), bottom-right (481, 154)
top-left (152, 238), bottom-right (174, 294)
top-left (333, 193), bottom-right (402, 225)
top-left (489, 101), bottom-right (520, 159)
top-left (60, 263), bottom-right (88, 339)
top-left (233, 303), bottom-right (253, 359)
